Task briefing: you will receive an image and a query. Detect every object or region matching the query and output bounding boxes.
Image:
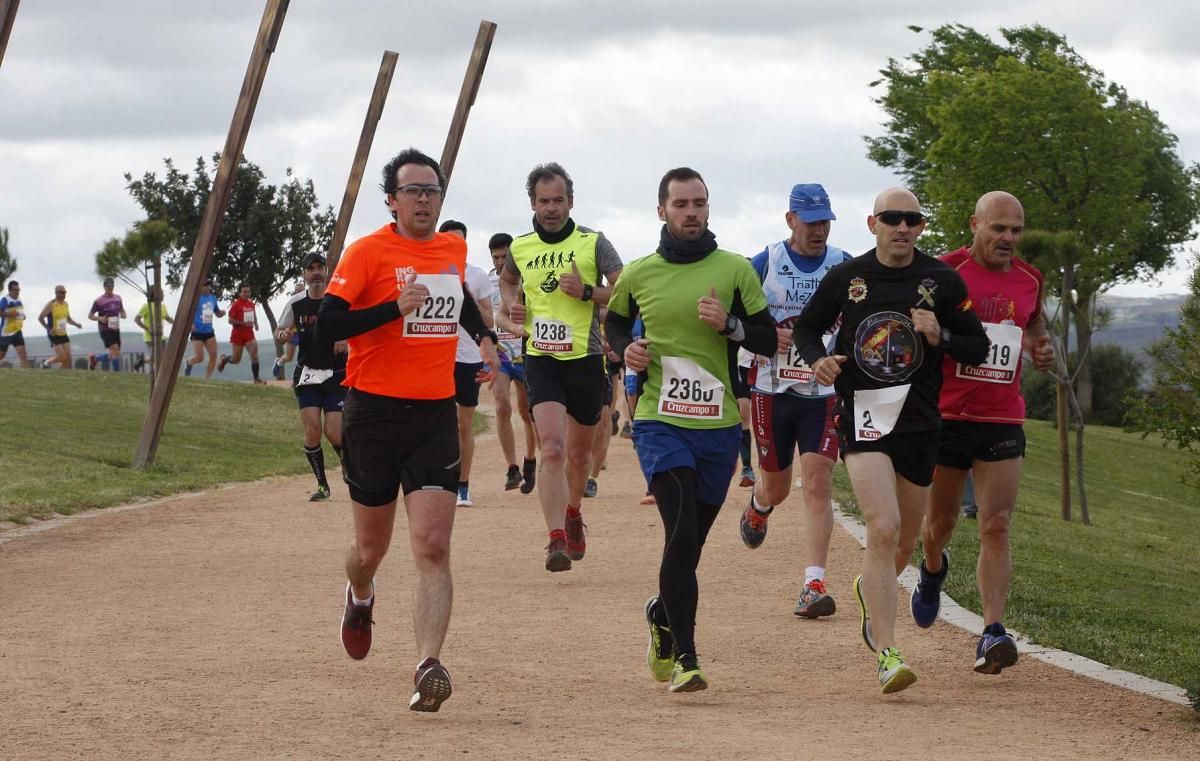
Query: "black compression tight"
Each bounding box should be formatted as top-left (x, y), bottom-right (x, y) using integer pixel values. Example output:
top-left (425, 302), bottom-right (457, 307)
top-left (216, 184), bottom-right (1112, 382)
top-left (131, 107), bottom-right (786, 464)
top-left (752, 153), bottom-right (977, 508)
top-left (651, 467), bottom-right (722, 657)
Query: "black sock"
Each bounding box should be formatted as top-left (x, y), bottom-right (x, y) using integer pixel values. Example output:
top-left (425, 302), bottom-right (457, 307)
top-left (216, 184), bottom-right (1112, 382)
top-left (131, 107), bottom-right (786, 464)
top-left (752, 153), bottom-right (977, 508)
top-left (458, 480), bottom-right (469, 490)
top-left (507, 464), bottom-right (520, 476)
top-left (251, 361), bottom-right (260, 381)
top-left (332, 443), bottom-right (343, 463)
top-left (984, 622), bottom-right (1006, 636)
top-left (305, 445), bottom-right (327, 486)
top-left (740, 429), bottom-right (752, 468)
top-left (522, 457), bottom-right (536, 478)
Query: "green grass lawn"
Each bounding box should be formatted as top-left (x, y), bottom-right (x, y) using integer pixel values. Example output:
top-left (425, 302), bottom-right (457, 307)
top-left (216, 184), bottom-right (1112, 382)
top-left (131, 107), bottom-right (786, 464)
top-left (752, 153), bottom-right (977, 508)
top-left (833, 418), bottom-right (1200, 692)
top-left (0, 370), bottom-right (488, 524)
top-left (0, 370), bottom-right (312, 522)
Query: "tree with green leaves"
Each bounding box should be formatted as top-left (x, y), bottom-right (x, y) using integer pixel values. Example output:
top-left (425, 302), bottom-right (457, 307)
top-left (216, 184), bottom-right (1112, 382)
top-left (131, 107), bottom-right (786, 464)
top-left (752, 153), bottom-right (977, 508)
top-left (95, 219), bottom-right (176, 297)
top-left (0, 226), bottom-right (16, 284)
top-left (1128, 254), bottom-right (1200, 485)
top-left (865, 23), bottom-right (1200, 417)
top-left (124, 155), bottom-right (335, 345)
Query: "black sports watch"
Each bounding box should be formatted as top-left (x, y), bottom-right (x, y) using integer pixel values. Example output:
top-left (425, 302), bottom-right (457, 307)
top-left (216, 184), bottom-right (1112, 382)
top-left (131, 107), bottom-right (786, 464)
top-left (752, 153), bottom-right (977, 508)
top-left (581, 284), bottom-right (594, 302)
top-left (719, 314), bottom-right (739, 336)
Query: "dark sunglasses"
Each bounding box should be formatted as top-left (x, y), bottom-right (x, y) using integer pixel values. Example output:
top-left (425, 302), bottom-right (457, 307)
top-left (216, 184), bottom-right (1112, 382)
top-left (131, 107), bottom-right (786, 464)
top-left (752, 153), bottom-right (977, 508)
top-left (875, 210), bottom-right (927, 227)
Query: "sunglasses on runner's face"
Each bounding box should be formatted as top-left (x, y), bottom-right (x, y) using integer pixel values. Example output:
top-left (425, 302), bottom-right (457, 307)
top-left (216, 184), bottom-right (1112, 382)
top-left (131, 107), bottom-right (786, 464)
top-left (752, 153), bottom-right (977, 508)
top-left (875, 210), bottom-right (927, 227)
top-left (395, 184), bottom-right (443, 200)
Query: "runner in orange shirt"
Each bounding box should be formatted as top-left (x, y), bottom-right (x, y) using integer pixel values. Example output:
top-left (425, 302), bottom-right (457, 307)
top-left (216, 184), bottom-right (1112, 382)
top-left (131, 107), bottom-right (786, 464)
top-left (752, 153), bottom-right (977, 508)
top-left (317, 148), bottom-right (499, 713)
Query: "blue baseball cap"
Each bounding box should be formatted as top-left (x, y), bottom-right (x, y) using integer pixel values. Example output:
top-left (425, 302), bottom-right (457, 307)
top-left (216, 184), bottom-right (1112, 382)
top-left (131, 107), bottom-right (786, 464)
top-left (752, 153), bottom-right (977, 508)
top-left (788, 183), bottom-right (836, 223)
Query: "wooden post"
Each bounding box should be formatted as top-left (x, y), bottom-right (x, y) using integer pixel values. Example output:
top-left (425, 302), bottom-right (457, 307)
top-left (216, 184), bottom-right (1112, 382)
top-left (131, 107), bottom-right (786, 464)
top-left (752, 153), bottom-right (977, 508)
top-left (133, 0), bottom-right (290, 468)
top-left (0, 0), bottom-right (20, 69)
top-left (325, 51), bottom-right (399, 274)
top-left (439, 20), bottom-right (497, 191)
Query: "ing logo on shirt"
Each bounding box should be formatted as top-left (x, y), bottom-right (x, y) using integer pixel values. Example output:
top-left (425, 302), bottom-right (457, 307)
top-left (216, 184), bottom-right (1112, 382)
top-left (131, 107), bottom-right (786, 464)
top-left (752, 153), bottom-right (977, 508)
top-left (394, 266), bottom-right (417, 291)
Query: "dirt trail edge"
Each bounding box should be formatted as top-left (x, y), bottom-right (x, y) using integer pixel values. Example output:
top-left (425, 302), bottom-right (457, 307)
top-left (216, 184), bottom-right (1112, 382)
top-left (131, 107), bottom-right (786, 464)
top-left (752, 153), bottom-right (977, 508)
top-left (2, 410), bottom-right (1196, 760)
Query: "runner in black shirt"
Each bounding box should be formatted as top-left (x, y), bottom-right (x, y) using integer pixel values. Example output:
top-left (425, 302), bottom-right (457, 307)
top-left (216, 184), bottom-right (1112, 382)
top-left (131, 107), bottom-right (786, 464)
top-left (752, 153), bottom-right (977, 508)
top-left (277, 252), bottom-right (349, 501)
top-left (791, 187), bottom-right (988, 694)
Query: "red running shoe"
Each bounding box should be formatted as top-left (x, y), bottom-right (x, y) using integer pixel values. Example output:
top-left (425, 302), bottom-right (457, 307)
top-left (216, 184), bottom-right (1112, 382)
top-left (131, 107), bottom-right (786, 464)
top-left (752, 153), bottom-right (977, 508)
top-left (340, 582), bottom-right (374, 660)
top-left (565, 506), bottom-right (586, 561)
top-left (410, 657), bottom-right (453, 712)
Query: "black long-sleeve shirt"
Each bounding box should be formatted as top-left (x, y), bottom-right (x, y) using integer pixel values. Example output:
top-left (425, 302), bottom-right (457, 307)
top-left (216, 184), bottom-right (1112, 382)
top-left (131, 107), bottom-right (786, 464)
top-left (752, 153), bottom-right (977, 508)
top-left (792, 248), bottom-right (989, 434)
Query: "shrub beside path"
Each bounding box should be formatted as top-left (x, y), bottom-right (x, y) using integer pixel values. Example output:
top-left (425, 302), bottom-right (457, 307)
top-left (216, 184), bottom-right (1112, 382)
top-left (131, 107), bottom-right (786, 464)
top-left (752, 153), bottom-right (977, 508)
top-left (2, 415), bottom-right (1196, 760)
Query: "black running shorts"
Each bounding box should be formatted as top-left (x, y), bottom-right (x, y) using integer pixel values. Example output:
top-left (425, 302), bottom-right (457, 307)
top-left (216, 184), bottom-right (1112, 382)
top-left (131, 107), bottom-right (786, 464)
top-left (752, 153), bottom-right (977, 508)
top-left (99, 329), bottom-right (121, 349)
top-left (937, 420), bottom-right (1026, 470)
top-left (840, 426), bottom-right (940, 487)
top-left (523, 353), bottom-right (605, 425)
top-left (341, 389), bottom-right (460, 506)
top-left (454, 361), bottom-right (484, 407)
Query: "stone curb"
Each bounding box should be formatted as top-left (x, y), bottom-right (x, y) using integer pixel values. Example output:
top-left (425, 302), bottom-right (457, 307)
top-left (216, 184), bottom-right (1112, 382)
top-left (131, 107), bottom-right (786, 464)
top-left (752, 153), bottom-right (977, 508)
top-left (832, 504), bottom-right (1190, 707)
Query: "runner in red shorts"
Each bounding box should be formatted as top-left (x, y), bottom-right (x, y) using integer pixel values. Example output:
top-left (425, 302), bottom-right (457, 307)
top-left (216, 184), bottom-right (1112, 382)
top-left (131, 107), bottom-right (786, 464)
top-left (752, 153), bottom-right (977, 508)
top-left (218, 284), bottom-right (265, 384)
top-left (910, 190), bottom-right (1056, 675)
top-left (736, 183), bottom-right (853, 619)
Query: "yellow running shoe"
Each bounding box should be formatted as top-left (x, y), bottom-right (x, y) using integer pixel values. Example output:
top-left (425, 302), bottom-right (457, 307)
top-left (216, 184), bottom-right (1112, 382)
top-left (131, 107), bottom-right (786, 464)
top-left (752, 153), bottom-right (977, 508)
top-left (644, 597), bottom-right (674, 682)
top-left (877, 647), bottom-right (917, 694)
top-left (669, 653), bottom-right (708, 693)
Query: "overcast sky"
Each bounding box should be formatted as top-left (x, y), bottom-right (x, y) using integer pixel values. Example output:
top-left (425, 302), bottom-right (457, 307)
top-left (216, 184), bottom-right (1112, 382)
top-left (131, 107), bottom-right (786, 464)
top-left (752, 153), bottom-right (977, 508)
top-left (2, 1), bottom-right (1198, 339)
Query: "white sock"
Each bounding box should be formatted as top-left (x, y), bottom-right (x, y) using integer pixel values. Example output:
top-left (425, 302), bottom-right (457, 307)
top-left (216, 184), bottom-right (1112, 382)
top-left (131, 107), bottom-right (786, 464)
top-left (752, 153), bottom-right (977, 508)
top-left (350, 580), bottom-right (374, 607)
top-left (805, 566), bottom-right (825, 585)
top-left (751, 494), bottom-right (772, 514)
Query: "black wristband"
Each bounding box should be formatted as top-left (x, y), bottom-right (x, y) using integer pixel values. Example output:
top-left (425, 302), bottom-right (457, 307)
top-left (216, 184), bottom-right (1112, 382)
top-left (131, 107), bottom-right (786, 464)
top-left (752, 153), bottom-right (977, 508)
top-left (581, 284), bottom-right (594, 302)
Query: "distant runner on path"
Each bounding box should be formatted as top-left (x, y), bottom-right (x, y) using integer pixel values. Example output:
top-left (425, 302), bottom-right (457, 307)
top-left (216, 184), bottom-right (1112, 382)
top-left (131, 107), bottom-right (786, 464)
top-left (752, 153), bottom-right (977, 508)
top-left (607, 167), bottom-right (775, 693)
top-left (791, 186), bottom-right (989, 694)
top-left (317, 148), bottom-right (498, 713)
top-left (276, 253), bottom-right (348, 502)
top-left (911, 190), bottom-right (1055, 676)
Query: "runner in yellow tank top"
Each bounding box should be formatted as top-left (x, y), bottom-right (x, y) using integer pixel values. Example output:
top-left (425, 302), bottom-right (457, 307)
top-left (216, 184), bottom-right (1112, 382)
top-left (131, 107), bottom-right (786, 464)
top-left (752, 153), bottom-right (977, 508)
top-left (498, 162), bottom-right (623, 572)
top-left (38, 285), bottom-right (82, 369)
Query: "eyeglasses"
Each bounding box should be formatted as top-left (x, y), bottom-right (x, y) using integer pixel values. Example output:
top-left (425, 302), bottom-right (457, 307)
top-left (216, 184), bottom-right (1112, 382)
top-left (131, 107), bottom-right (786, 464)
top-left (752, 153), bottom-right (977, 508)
top-left (395, 184), bottom-right (444, 199)
top-left (875, 210), bottom-right (927, 227)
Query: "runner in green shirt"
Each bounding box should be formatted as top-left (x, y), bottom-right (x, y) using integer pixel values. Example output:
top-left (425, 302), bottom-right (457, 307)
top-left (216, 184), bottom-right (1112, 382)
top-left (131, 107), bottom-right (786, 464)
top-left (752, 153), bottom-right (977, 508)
top-left (606, 167), bottom-right (776, 694)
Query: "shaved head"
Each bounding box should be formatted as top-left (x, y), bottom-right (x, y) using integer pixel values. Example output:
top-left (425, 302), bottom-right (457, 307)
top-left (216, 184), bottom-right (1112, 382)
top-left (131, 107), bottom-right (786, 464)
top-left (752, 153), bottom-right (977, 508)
top-left (974, 190), bottom-right (1024, 220)
top-left (970, 190), bottom-right (1025, 271)
top-left (873, 187), bottom-right (921, 214)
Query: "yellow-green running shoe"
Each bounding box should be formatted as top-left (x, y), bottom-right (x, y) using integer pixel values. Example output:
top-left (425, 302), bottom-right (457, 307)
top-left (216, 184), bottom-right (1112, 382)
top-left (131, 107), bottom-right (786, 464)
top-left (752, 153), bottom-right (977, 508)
top-left (877, 647), bottom-right (917, 694)
top-left (644, 596), bottom-right (674, 682)
top-left (669, 653), bottom-right (708, 693)
top-left (852, 575), bottom-right (878, 652)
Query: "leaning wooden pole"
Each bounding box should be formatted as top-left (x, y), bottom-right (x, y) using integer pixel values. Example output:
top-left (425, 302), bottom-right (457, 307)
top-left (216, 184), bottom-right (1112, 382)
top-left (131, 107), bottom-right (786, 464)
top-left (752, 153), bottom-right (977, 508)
top-left (325, 51), bottom-right (399, 274)
top-left (134, 0), bottom-right (290, 469)
top-left (0, 0), bottom-right (21, 69)
top-left (439, 20), bottom-right (497, 191)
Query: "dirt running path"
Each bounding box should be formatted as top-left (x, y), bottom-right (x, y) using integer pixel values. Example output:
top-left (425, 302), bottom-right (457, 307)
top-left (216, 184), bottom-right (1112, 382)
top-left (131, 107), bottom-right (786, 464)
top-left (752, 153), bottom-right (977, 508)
top-left (2, 408), bottom-right (1196, 760)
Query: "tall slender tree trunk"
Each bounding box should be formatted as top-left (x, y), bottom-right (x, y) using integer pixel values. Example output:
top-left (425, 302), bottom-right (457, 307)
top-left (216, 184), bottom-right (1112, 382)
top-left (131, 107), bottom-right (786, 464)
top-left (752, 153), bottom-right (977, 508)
top-left (1073, 294), bottom-right (1095, 418)
top-left (1058, 264), bottom-right (1074, 521)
